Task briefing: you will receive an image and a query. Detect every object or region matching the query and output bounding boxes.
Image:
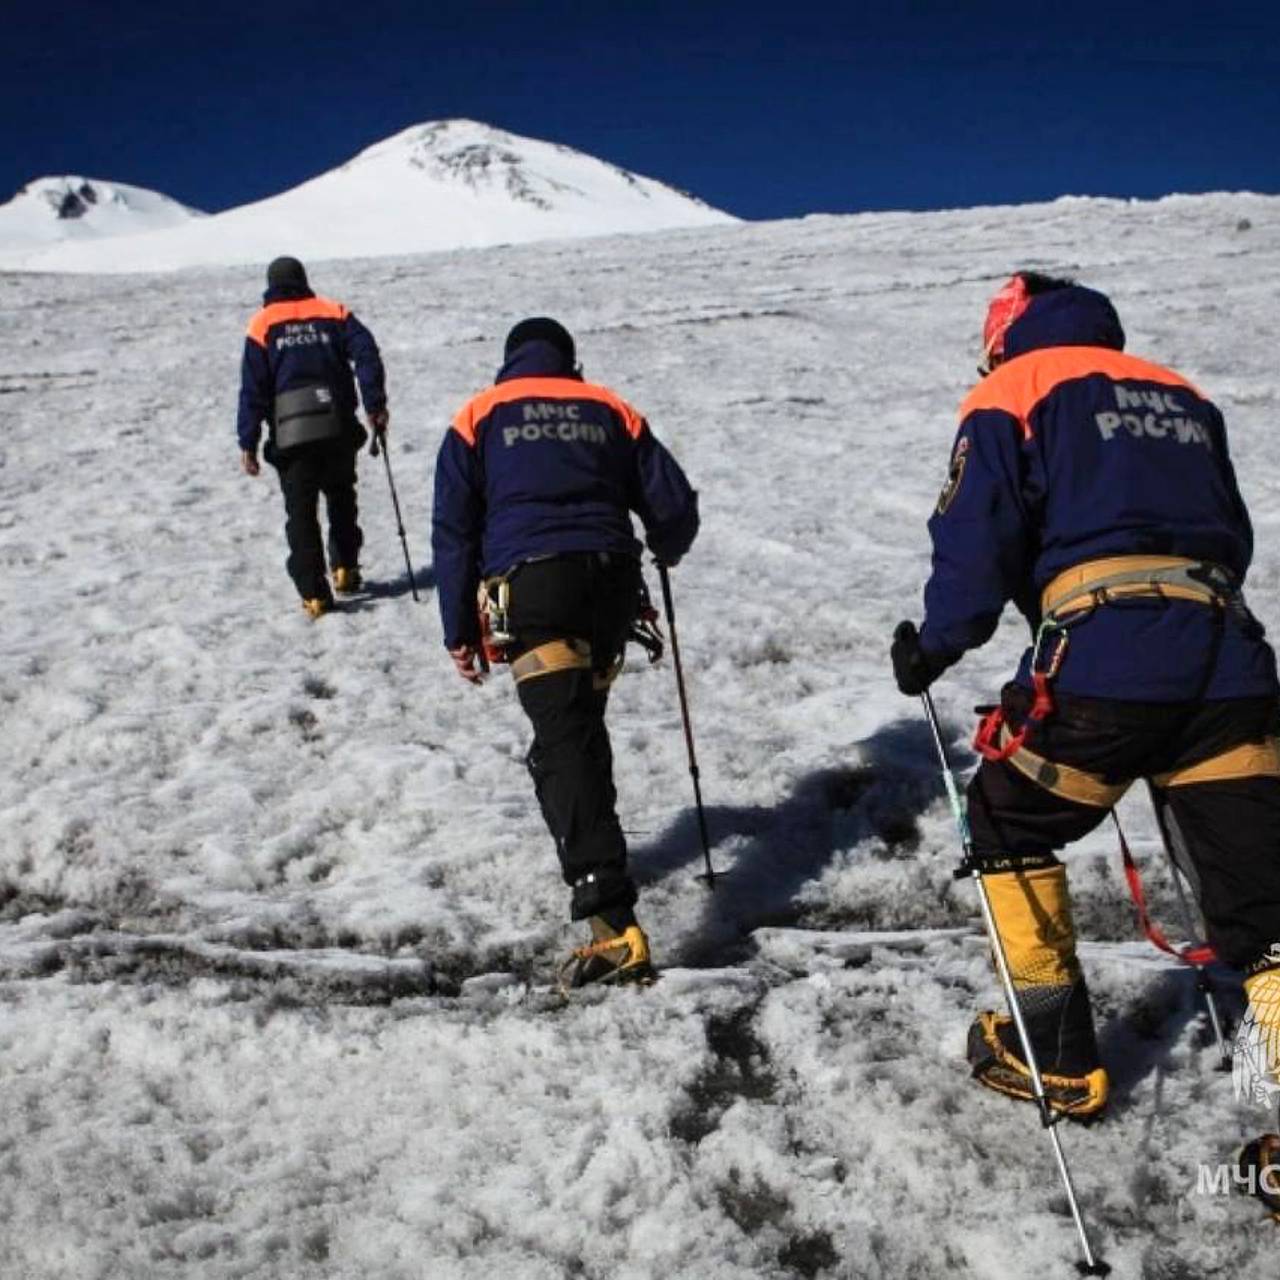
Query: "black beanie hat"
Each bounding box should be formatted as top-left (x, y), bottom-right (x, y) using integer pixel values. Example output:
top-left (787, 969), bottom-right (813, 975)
top-left (266, 256), bottom-right (309, 291)
top-left (504, 316), bottom-right (575, 369)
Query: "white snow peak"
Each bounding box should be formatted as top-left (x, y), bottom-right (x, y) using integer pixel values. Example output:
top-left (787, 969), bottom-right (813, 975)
top-left (0, 176), bottom-right (204, 250)
top-left (0, 120), bottom-right (736, 273)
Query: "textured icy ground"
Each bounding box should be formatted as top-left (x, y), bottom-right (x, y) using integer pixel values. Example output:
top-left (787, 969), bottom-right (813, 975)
top-left (2, 193), bottom-right (1279, 1278)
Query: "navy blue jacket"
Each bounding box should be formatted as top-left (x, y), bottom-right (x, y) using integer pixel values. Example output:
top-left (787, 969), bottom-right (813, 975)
top-left (236, 285), bottom-right (387, 452)
top-left (919, 285), bottom-right (1277, 701)
top-left (432, 341), bottom-right (699, 649)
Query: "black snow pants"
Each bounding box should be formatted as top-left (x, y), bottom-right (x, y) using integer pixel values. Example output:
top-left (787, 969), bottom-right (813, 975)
top-left (271, 437), bottom-right (363, 600)
top-left (506, 553), bottom-right (642, 922)
top-left (968, 683), bottom-right (1280, 972)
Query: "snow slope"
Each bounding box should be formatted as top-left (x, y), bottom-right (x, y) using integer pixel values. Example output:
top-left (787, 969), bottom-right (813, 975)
top-left (1, 192), bottom-right (1278, 1278)
top-left (0, 120), bottom-right (734, 274)
top-left (0, 176), bottom-right (203, 249)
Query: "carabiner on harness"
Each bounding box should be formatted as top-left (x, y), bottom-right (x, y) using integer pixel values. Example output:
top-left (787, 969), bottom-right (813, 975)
top-left (478, 575), bottom-right (516, 666)
top-left (973, 617), bottom-right (1071, 763)
top-left (629, 576), bottom-right (665, 665)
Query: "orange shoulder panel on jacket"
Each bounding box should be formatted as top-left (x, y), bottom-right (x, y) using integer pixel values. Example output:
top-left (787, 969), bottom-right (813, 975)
top-left (246, 296), bottom-right (350, 347)
top-left (958, 348), bottom-right (1202, 440)
top-left (450, 378), bottom-right (645, 447)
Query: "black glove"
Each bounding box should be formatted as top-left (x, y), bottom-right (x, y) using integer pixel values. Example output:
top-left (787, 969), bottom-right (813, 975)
top-left (891, 620), bottom-right (946, 696)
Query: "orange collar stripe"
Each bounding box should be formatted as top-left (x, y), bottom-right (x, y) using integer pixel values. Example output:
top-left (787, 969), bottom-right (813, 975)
top-left (960, 347), bottom-right (1202, 440)
top-left (452, 378), bottom-right (644, 447)
top-left (247, 296), bottom-right (349, 347)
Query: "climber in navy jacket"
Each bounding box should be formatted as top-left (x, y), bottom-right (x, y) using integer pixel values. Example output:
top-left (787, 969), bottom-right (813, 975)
top-left (890, 273), bottom-right (1280, 1198)
top-left (237, 256), bottom-right (388, 616)
top-left (431, 317), bottom-right (698, 989)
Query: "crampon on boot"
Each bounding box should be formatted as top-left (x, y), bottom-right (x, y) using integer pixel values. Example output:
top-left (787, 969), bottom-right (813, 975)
top-left (559, 917), bottom-right (655, 993)
top-left (968, 1011), bottom-right (1109, 1120)
top-left (332, 566), bottom-right (362, 595)
top-left (1236, 1134), bottom-right (1280, 1221)
top-left (969, 863), bottom-right (1109, 1120)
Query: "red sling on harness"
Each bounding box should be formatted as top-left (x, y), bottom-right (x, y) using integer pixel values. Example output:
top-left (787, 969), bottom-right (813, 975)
top-left (973, 624), bottom-right (1067, 762)
top-left (1113, 813), bottom-right (1218, 968)
top-left (974, 670), bottom-right (1056, 762)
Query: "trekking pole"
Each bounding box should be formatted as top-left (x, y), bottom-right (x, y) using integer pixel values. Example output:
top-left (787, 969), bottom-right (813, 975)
top-left (657, 563), bottom-right (717, 887)
top-left (370, 428), bottom-right (419, 602)
top-left (1143, 782), bottom-right (1233, 1070)
top-left (920, 689), bottom-right (1110, 1277)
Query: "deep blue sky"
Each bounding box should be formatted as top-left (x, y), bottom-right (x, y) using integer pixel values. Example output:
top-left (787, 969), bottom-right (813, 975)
top-left (5, 1), bottom-right (1278, 220)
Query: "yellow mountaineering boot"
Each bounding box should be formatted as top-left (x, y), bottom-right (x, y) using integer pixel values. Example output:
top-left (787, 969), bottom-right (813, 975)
top-left (560, 916), bottom-right (656, 993)
top-left (301, 596), bottom-right (331, 620)
top-left (966, 863), bottom-right (1109, 1120)
top-left (332, 566), bottom-right (362, 595)
top-left (1235, 967), bottom-right (1280, 1219)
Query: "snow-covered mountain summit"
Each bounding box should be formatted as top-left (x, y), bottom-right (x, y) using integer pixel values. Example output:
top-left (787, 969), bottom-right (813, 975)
top-left (0, 176), bottom-right (203, 250)
top-left (0, 120), bottom-right (736, 273)
top-left (351, 118), bottom-right (722, 217)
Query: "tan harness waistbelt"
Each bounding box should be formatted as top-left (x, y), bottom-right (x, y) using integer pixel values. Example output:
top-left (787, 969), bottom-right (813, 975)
top-left (1040, 555), bottom-right (1234, 620)
top-left (1154, 738), bottom-right (1280, 788)
top-left (999, 725), bottom-right (1130, 808)
top-left (1000, 724), bottom-right (1280, 802)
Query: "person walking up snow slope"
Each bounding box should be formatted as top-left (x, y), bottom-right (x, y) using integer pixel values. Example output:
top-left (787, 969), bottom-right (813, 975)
top-left (237, 256), bottom-right (389, 617)
top-left (892, 272), bottom-right (1280, 1215)
top-left (432, 318), bottom-right (698, 988)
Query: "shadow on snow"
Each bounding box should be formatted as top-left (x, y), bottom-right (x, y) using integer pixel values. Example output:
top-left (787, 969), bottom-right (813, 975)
top-left (631, 715), bottom-right (951, 966)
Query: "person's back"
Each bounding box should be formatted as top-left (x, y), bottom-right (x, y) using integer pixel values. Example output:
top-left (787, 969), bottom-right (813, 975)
top-left (434, 318), bottom-right (697, 652)
top-left (455, 346), bottom-right (648, 568)
top-left (920, 275), bottom-right (1275, 702)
